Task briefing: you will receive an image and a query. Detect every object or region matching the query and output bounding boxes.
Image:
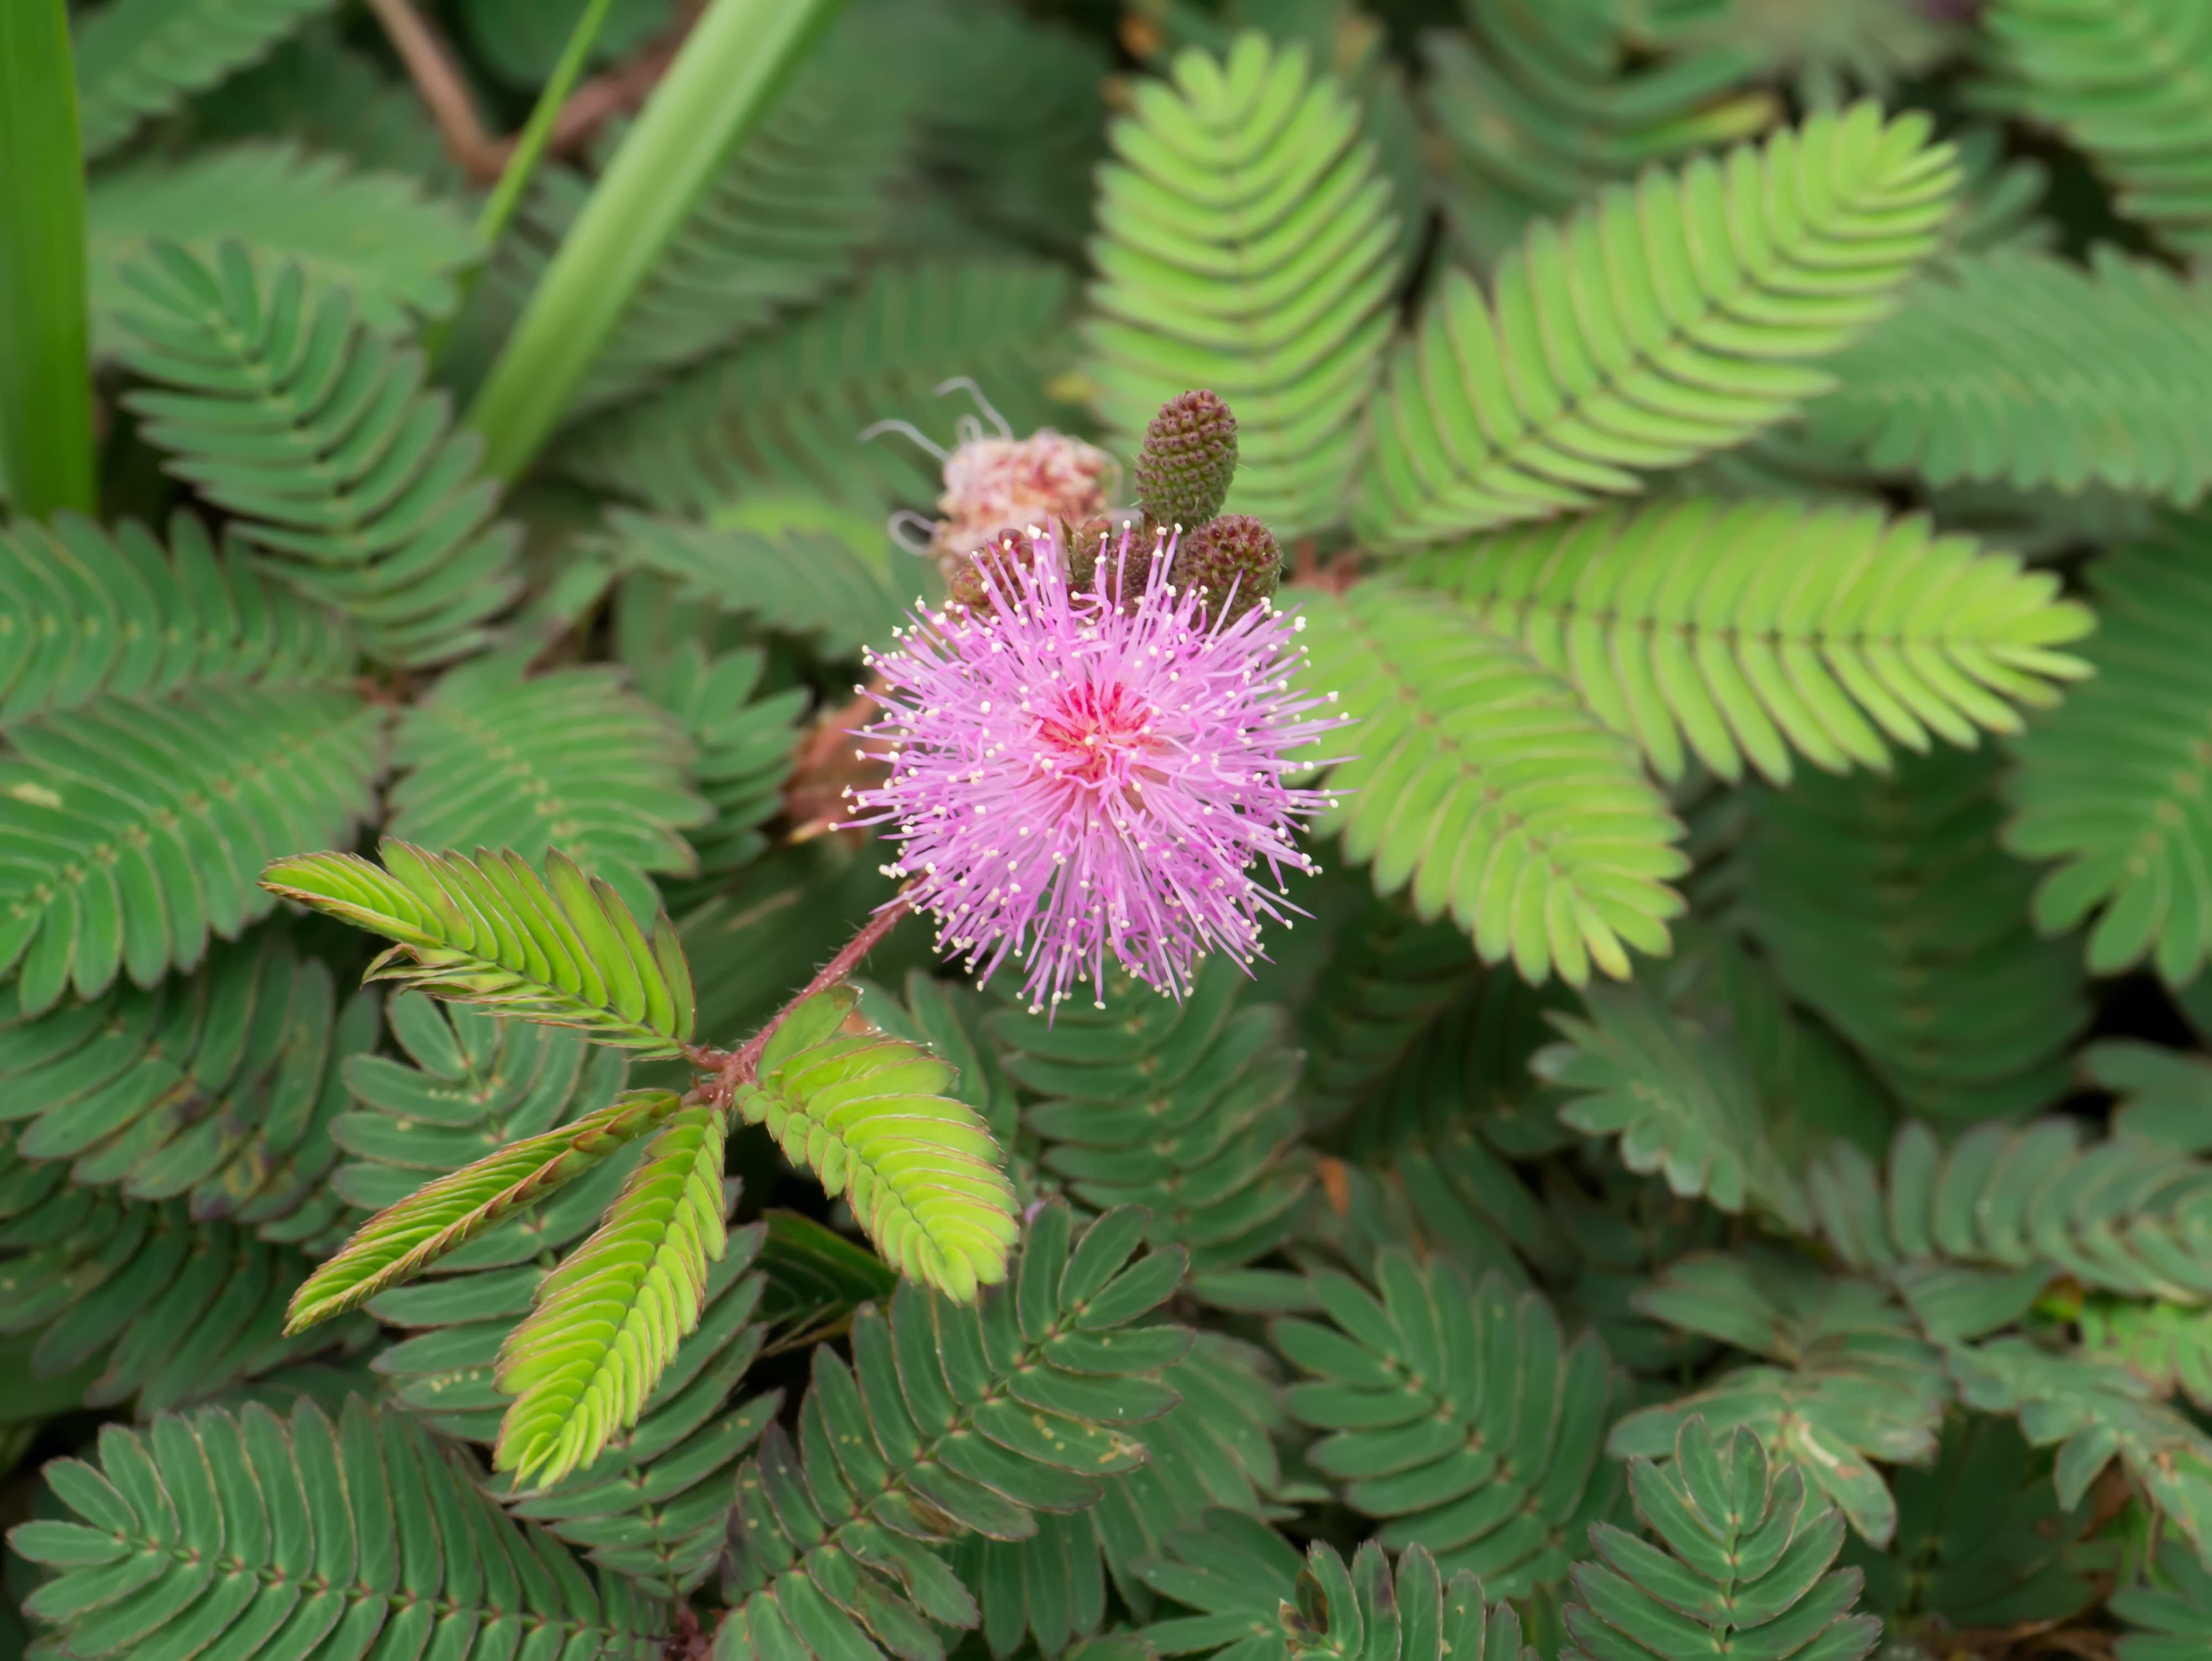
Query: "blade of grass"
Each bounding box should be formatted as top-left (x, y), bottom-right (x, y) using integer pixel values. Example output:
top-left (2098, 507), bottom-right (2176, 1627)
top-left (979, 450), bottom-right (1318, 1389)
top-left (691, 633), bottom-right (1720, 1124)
top-left (0, 0), bottom-right (95, 518)
top-left (462, 0), bottom-right (848, 483)
top-left (424, 0), bottom-right (619, 366)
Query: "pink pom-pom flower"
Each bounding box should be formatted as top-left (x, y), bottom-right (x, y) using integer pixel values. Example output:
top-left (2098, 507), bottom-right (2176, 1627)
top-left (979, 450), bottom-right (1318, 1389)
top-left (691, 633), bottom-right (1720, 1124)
top-left (835, 520), bottom-right (1347, 1013)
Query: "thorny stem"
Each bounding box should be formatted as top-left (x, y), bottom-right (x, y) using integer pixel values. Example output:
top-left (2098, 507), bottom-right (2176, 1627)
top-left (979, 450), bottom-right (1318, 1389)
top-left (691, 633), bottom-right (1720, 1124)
top-left (684, 895), bottom-right (915, 1094)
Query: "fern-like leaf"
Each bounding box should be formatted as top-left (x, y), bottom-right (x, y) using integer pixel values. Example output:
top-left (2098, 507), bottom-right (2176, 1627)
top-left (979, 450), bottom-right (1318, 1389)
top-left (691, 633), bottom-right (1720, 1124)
top-left (0, 685), bottom-right (384, 1014)
top-left (1562, 1417), bottom-right (1881, 1661)
top-left (1272, 1254), bottom-right (1619, 1597)
top-left (2007, 520), bottom-right (2212, 982)
top-left (1811, 1118), bottom-right (2212, 1341)
top-left (557, 261), bottom-right (1077, 514)
top-left (735, 986), bottom-right (1018, 1301)
top-left (1356, 101), bottom-right (1958, 549)
top-left (262, 841), bottom-right (698, 1056)
top-left (9, 1397), bottom-right (669, 1659)
top-left (609, 499), bottom-right (914, 660)
top-left (1950, 1337), bottom-right (2212, 1561)
top-left (1804, 248), bottom-right (2212, 501)
top-left (1402, 499), bottom-right (2093, 785)
top-left (387, 650), bottom-right (711, 920)
top-left (74, 0), bottom-right (338, 160)
top-left (1139, 1512), bottom-right (1534, 1661)
top-left (0, 925), bottom-right (376, 1234)
top-left (1739, 745), bottom-right (2090, 1122)
top-left (1536, 977), bottom-right (1812, 1227)
top-left (1084, 33), bottom-right (1400, 537)
top-left (1422, 0), bottom-right (1776, 269)
top-left (717, 1205), bottom-right (1188, 1661)
top-left (114, 238), bottom-right (522, 668)
top-left (1295, 581), bottom-right (1688, 985)
top-left (1611, 1251), bottom-right (1949, 1545)
top-left (86, 142), bottom-right (476, 353)
top-left (286, 1086), bottom-right (689, 1334)
top-left (1981, 0), bottom-right (2212, 261)
top-left (993, 959), bottom-right (1312, 1280)
top-left (0, 509), bottom-right (353, 730)
top-left (494, 1102), bottom-right (728, 1485)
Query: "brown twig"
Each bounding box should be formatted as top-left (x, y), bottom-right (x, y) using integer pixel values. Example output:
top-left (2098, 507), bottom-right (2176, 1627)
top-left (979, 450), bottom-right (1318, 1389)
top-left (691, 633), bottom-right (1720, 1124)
top-left (684, 896), bottom-right (916, 1091)
top-left (366, 0), bottom-right (701, 186)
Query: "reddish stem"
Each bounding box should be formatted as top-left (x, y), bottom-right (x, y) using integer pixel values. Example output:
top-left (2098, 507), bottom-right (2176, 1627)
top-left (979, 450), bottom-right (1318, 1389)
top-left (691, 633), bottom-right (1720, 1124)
top-left (686, 898), bottom-right (915, 1092)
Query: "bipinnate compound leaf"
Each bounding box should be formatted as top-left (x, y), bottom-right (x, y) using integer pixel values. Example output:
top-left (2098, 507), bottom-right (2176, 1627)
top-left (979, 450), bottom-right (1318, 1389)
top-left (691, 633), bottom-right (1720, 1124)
top-left (1357, 101), bottom-right (1958, 548)
top-left (262, 841), bottom-right (697, 1057)
top-left (8, 1397), bottom-right (668, 1660)
top-left (1562, 1417), bottom-right (1881, 1661)
top-left (1136, 1509), bottom-right (1536, 1661)
top-left (1294, 581), bottom-right (1688, 987)
top-left (494, 1103), bottom-right (730, 1486)
top-left (716, 1204), bottom-right (1191, 1661)
top-left (1403, 499), bottom-right (2093, 787)
top-left (1084, 32), bottom-right (1402, 538)
top-left (284, 1087), bottom-right (691, 1333)
top-left (735, 986), bottom-right (1019, 1302)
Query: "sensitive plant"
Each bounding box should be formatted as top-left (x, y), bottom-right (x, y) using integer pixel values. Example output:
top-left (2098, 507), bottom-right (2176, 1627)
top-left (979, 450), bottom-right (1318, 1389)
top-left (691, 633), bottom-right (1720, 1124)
top-left (9, 1), bottom-right (2212, 1660)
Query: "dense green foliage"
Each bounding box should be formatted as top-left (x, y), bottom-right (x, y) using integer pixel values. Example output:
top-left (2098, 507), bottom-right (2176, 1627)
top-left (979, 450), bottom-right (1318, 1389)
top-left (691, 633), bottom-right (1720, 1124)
top-left (12, 1), bottom-right (2212, 1659)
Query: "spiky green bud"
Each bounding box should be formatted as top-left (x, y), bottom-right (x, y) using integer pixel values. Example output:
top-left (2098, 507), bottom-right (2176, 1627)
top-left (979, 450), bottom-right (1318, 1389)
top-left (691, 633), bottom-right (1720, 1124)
top-left (1170, 513), bottom-right (1281, 623)
top-left (1134, 390), bottom-right (1238, 528)
top-left (944, 530), bottom-right (1039, 619)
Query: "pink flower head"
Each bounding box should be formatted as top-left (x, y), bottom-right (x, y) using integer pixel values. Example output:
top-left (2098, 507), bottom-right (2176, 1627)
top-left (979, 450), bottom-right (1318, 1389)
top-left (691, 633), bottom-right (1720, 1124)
top-left (836, 521), bottom-right (1347, 1013)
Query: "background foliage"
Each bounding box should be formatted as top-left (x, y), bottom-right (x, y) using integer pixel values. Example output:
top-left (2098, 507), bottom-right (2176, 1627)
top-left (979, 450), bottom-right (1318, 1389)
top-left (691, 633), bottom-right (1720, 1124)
top-left (9, 0), bottom-right (2212, 1658)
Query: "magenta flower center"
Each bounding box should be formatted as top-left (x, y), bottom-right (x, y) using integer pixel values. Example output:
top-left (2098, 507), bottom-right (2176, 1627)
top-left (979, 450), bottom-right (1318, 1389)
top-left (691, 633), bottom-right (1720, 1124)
top-left (1035, 680), bottom-right (1158, 790)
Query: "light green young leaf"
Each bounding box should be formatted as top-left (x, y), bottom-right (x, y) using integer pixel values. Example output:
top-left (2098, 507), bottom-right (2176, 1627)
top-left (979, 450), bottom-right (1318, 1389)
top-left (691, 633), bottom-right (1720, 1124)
top-left (736, 986), bottom-right (1019, 1301)
top-left (286, 1087), bottom-right (690, 1334)
top-left (495, 1102), bottom-right (729, 1485)
top-left (262, 841), bottom-right (697, 1057)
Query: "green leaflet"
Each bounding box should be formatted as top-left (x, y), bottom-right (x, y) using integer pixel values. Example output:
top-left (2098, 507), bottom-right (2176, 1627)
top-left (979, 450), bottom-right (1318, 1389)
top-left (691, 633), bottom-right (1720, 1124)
top-left (1356, 101), bottom-right (1959, 548)
top-left (1561, 1418), bottom-right (1881, 1661)
top-left (1084, 32), bottom-right (1402, 539)
top-left (1806, 249), bottom-right (2212, 500)
top-left (1295, 581), bottom-right (1688, 987)
top-left (2008, 518), bottom-right (2212, 983)
top-left (0, 512), bottom-right (353, 731)
top-left (608, 497), bottom-right (914, 660)
top-left (1739, 744), bottom-right (2089, 1123)
top-left (1950, 1338), bottom-right (2212, 1563)
top-left (1272, 1254), bottom-right (1621, 1598)
top-left (9, 1397), bottom-right (670, 1660)
top-left (1421, 0), bottom-right (1776, 269)
top-left (0, 683), bottom-right (385, 1016)
top-left (387, 649), bottom-right (711, 923)
top-left (1843, 1414), bottom-right (2102, 1633)
top-left (1983, 0), bottom-right (2212, 262)
top-left (1611, 1250), bottom-right (1949, 1547)
top-left (716, 1204), bottom-right (1191, 1661)
top-left (1535, 976), bottom-right (1811, 1228)
top-left (85, 142), bottom-right (476, 354)
top-left (494, 1101), bottom-right (729, 1485)
top-left (993, 959), bottom-right (1312, 1280)
top-left (0, 925), bottom-right (375, 1236)
top-left (1810, 1118), bottom-right (2212, 1341)
top-left (1138, 1511), bottom-right (1536, 1661)
top-left (113, 239), bottom-right (523, 669)
top-left (263, 842), bottom-right (697, 1057)
top-left (1401, 498), bottom-right (2093, 787)
top-left (72, 0), bottom-right (337, 160)
top-left (285, 1087), bottom-right (690, 1332)
top-left (737, 986), bottom-right (1018, 1302)
top-left (555, 259), bottom-right (1078, 514)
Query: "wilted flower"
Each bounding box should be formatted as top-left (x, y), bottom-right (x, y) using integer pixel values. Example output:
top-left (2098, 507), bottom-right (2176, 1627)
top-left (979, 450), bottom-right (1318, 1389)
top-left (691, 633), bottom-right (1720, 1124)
top-left (864, 378), bottom-right (1115, 582)
top-left (835, 519), bottom-right (1346, 1013)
